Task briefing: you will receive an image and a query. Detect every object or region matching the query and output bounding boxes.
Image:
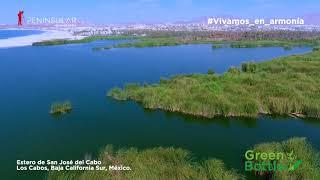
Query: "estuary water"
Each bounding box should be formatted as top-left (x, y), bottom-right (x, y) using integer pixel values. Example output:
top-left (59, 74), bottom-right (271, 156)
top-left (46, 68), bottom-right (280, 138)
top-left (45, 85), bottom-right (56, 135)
top-left (0, 30), bottom-right (43, 39)
top-left (0, 34), bottom-right (319, 179)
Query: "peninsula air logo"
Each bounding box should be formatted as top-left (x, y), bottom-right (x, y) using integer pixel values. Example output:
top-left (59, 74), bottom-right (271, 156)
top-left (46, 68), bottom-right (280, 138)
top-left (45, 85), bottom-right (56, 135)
top-left (18, 10), bottom-right (24, 26)
top-left (16, 10), bottom-right (78, 26)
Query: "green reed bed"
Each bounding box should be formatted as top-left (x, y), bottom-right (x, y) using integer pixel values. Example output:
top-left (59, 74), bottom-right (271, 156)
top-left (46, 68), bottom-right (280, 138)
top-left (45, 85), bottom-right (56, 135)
top-left (250, 137), bottom-right (320, 179)
top-left (47, 138), bottom-right (319, 180)
top-left (48, 146), bottom-right (242, 180)
top-left (32, 35), bottom-right (137, 46)
top-left (230, 39), bottom-right (320, 49)
top-left (97, 37), bottom-right (320, 50)
top-left (50, 101), bottom-right (72, 115)
top-left (108, 51), bottom-right (320, 119)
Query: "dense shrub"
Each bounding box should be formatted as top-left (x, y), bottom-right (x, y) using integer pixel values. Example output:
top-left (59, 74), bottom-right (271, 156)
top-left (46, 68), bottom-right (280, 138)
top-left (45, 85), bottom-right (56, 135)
top-left (207, 69), bottom-right (215, 75)
top-left (241, 62), bottom-right (257, 73)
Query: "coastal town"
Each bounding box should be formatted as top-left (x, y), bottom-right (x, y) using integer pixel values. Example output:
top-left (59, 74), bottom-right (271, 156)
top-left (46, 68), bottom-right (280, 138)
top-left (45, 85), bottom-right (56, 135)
top-left (1, 16), bottom-right (320, 36)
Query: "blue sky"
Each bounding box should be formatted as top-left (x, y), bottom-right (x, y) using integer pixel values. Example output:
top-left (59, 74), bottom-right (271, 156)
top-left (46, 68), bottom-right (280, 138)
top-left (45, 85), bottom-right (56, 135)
top-left (1, 0), bottom-right (319, 24)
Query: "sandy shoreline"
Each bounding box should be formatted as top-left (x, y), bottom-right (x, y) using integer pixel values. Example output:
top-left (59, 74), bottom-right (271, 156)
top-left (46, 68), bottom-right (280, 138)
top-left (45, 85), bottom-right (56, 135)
top-left (0, 30), bottom-right (85, 48)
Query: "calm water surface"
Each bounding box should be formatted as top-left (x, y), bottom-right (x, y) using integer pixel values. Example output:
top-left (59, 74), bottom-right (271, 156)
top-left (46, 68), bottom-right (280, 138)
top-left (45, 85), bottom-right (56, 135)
top-left (0, 30), bottom-right (43, 39)
top-left (0, 38), bottom-right (319, 180)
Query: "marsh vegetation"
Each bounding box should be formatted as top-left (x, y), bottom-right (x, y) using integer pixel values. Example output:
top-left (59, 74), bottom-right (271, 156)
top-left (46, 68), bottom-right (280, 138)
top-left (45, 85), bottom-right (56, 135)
top-left (50, 101), bottom-right (72, 115)
top-left (108, 51), bottom-right (320, 119)
top-left (251, 137), bottom-right (320, 179)
top-left (32, 35), bottom-right (137, 46)
top-left (47, 138), bottom-right (320, 180)
top-left (48, 146), bottom-right (242, 180)
top-left (32, 31), bottom-right (320, 51)
top-left (95, 36), bottom-right (320, 50)
top-left (229, 39), bottom-right (320, 49)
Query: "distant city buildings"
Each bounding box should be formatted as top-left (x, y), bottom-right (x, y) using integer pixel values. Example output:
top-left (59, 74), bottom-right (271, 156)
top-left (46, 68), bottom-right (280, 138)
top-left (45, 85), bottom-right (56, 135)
top-left (1, 22), bottom-right (320, 36)
top-left (69, 23), bottom-right (320, 36)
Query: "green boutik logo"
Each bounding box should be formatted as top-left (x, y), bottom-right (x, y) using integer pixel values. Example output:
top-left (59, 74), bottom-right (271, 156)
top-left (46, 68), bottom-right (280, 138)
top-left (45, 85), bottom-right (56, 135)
top-left (244, 150), bottom-right (302, 172)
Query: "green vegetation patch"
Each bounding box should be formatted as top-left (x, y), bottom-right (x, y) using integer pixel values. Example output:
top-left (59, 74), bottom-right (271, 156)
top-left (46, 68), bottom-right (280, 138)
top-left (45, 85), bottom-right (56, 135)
top-left (111, 36), bottom-right (221, 49)
top-left (212, 44), bottom-right (224, 49)
top-left (249, 137), bottom-right (320, 179)
top-left (32, 35), bottom-right (137, 46)
top-left (230, 39), bottom-right (320, 49)
top-left (47, 138), bottom-right (319, 179)
top-left (33, 34), bottom-right (320, 50)
top-left (96, 37), bottom-right (320, 50)
top-left (50, 101), bottom-right (72, 115)
top-left (108, 51), bottom-right (320, 118)
top-left (48, 146), bottom-right (242, 180)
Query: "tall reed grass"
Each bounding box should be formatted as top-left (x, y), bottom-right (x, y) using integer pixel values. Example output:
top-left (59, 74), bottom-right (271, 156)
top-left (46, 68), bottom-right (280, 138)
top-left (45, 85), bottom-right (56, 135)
top-left (108, 51), bottom-right (320, 119)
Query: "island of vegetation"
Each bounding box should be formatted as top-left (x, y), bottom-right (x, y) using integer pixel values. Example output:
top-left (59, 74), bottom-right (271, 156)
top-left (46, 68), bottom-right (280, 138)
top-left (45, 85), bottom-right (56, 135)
top-left (50, 101), bottom-right (72, 115)
top-left (34, 35), bottom-right (224, 48)
top-left (47, 137), bottom-right (319, 179)
top-left (108, 50), bottom-right (320, 119)
top-left (90, 31), bottom-right (320, 50)
top-left (112, 36), bottom-right (223, 48)
top-left (95, 37), bottom-right (320, 50)
top-left (212, 44), bottom-right (224, 49)
top-left (32, 35), bottom-right (137, 46)
top-left (32, 31), bottom-right (320, 50)
top-left (229, 39), bottom-right (320, 48)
